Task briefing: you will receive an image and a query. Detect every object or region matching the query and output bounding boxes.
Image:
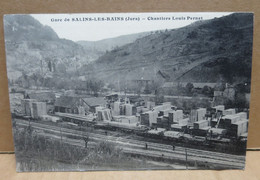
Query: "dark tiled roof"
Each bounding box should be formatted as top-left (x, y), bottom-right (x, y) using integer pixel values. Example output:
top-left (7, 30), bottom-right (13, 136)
top-left (54, 96), bottom-right (81, 108)
top-left (82, 97), bottom-right (106, 107)
top-left (55, 96), bottom-right (106, 108)
top-left (27, 92), bottom-right (55, 102)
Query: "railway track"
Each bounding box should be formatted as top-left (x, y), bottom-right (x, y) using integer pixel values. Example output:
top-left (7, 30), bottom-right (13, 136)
top-left (15, 119), bottom-right (245, 169)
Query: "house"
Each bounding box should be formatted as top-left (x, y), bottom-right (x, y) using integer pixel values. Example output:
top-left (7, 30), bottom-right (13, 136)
top-left (162, 82), bottom-right (217, 89)
top-left (54, 96), bottom-right (107, 115)
top-left (54, 96), bottom-right (86, 114)
top-left (25, 92), bottom-right (56, 113)
top-left (105, 93), bottom-right (118, 102)
top-left (82, 97), bottom-right (107, 113)
top-left (213, 85), bottom-right (236, 101)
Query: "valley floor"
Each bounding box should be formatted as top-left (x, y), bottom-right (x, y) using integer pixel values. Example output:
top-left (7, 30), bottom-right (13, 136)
top-left (13, 118), bottom-right (245, 171)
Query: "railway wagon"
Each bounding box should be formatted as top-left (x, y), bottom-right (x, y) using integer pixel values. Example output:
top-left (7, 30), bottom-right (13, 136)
top-left (12, 112), bottom-right (32, 121)
top-left (95, 121), bottom-right (148, 134)
top-left (163, 131), bottom-right (184, 142)
top-left (55, 112), bottom-right (96, 126)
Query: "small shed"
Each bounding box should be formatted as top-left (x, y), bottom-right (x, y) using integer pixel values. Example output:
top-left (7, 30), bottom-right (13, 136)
top-left (82, 97), bottom-right (106, 113)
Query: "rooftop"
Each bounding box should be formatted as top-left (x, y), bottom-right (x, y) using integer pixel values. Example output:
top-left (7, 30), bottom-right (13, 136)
top-left (26, 92), bottom-right (56, 102)
top-left (54, 96), bottom-right (81, 108)
top-left (82, 97), bottom-right (106, 107)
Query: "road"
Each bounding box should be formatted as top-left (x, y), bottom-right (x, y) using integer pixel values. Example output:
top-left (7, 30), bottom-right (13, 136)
top-left (15, 119), bottom-right (245, 169)
top-left (117, 92), bottom-right (212, 100)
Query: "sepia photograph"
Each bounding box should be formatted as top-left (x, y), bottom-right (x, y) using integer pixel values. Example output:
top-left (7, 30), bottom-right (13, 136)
top-left (3, 12), bottom-right (253, 171)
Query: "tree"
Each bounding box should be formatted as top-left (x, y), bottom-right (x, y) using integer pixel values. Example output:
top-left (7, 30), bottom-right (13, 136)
top-left (31, 73), bottom-right (40, 88)
top-left (186, 83), bottom-right (194, 95)
top-left (107, 83), bottom-right (115, 90)
top-left (86, 79), bottom-right (104, 95)
top-left (215, 82), bottom-right (226, 91)
top-left (21, 72), bottom-right (30, 88)
top-left (83, 136), bottom-right (89, 148)
top-left (48, 61), bottom-right (52, 72)
top-left (202, 85), bottom-right (213, 96)
top-left (144, 83), bottom-right (152, 94)
top-left (187, 31), bottom-right (198, 39)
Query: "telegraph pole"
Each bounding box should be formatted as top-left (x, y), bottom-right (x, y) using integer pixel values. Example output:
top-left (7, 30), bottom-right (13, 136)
top-left (60, 124), bottom-right (62, 143)
top-left (185, 148), bottom-right (188, 170)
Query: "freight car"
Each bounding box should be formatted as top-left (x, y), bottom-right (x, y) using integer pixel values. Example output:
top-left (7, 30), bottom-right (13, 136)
top-left (163, 130), bottom-right (184, 142)
top-left (12, 112), bottom-right (32, 121)
top-left (55, 112), bottom-right (96, 125)
top-left (95, 121), bottom-right (149, 134)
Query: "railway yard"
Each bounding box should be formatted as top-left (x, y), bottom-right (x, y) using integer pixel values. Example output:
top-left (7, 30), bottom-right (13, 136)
top-left (14, 117), bottom-right (246, 170)
top-left (9, 90), bottom-right (249, 170)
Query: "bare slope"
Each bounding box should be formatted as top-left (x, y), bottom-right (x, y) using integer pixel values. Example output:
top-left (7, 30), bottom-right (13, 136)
top-left (77, 32), bottom-right (150, 62)
top-left (4, 15), bottom-right (89, 79)
top-left (83, 13), bottom-right (253, 84)
top-left (4, 15), bottom-right (152, 81)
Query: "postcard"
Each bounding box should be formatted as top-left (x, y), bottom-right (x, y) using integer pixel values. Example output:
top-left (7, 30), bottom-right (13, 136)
top-left (3, 12), bottom-right (253, 171)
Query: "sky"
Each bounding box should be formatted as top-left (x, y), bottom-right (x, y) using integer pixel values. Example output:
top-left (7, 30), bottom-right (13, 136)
top-left (32, 12), bottom-right (232, 42)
